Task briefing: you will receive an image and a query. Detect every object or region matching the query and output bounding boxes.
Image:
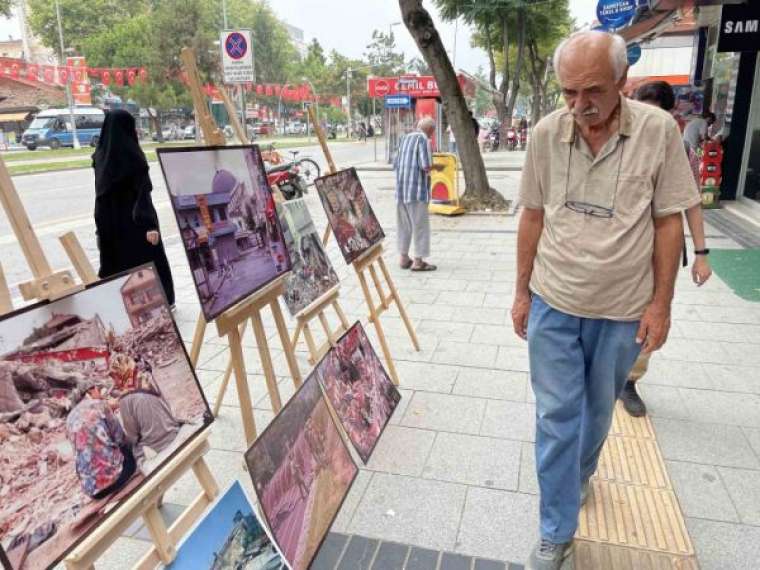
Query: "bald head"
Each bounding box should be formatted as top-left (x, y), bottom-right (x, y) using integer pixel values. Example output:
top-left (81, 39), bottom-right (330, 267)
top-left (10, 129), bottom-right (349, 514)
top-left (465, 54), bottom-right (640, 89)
top-left (553, 31), bottom-right (628, 130)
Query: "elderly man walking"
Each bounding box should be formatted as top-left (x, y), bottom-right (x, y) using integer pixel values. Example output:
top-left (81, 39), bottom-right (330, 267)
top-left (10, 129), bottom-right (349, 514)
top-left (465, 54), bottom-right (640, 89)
top-left (394, 117), bottom-right (441, 272)
top-left (511, 31), bottom-right (699, 569)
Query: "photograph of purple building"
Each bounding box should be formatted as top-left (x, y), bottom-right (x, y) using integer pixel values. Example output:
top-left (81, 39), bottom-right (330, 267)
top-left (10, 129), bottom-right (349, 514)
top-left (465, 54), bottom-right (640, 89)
top-left (158, 146), bottom-right (291, 321)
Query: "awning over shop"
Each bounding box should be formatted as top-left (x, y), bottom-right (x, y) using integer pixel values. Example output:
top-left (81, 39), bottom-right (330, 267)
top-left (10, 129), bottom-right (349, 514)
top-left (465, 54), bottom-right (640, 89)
top-left (0, 111), bottom-right (30, 121)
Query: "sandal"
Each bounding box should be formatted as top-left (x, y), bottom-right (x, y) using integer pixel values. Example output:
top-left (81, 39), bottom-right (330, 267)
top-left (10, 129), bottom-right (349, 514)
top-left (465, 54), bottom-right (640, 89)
top-left (400, 259), bottom-right (413, 270)
top-left (411, 262), bottom-right (437, 272)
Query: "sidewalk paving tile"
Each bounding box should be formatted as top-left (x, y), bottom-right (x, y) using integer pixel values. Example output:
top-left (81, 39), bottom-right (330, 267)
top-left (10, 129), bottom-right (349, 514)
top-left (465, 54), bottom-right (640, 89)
top-left (744, 427), bottom-right (760, 460)
top-left (371, 541), bottom-right (410, 570)
top-left (480, 400), bottom-right (536, 442)
top-left (333, 470), bottom-right (373, 533)
top-left (456, 487), bottom-right (539, 563)
top-left (311, 533), bottom-right (349, 570)
top-left (686, 518), bottom-right (760, 570)
top-left (518, 442), bottom-right (538, 495)
top-left (389, 388), bottom-right (414, 426)
top-left (665, 461), bottom-right (740, 522)
top-left (640, 359), bottom-right (712, 390)
top-left (636, 385), bottom-right (692, 421)
top-left (367, 426), bottom-right (436, 477)
top-left (469, 324), bottom-right (524, 348)
top-left (494, 346), bottom-right (530, 372)
top-left (473, 559), bottom-right (507, 570)
top-left (337, 535), bottom-right (378, 570)
top-left (349, 473), bottom-right (467, 551)
top-left (440, 552), bottom-right (471, 570)
top-left (432, 341), bottom-right (498, 369)
top-left (716, 466), bottom-right (760, 525)
top-left (402, 392), bottom-right (487, 435)
top-left (437, 291), bottom-right (486, 308)
top-left (422, 432), bottom-right (521, 490)
top-left (394, 361), bottom-right (459, 393)
top-left (652, 417), bottom-right (760, 469)
top-left (416, 320), bottom-right (475, 342)
top-left (406, 547), bottom-right (440, 570)
top-left (702, 363), bottom-right (760, 394)
top-left (679, 388), bottom-right (760, 427)
top-left (453, 369), bottom-right (528, 402)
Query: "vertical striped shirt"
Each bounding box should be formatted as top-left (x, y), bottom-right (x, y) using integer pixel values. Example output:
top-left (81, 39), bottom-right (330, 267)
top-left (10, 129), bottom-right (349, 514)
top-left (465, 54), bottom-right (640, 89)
top-left (394, 131), bottom-right (433, 203)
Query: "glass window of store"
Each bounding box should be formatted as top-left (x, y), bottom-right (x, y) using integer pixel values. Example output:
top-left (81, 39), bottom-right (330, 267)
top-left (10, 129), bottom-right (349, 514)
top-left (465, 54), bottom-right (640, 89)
top-left (739, 53), bottom-right (760, 202)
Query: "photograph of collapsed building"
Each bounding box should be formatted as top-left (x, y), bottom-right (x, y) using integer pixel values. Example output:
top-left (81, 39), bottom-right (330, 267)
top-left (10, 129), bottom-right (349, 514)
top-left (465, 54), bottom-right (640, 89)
top-left (316, 322), bottom-right (401, 463)
top-left (0, 265), bottom-right (212, 570)
top-left (166, 480), bottom-right (287, 570)
top-left (244, 377), bottom-right (356, 570)
top-left (315, 168), bottom-right (385, 264)
top-left (158, 145), bottom-right (291, 321)
top-left (277, 199), bottom-right (339, 316)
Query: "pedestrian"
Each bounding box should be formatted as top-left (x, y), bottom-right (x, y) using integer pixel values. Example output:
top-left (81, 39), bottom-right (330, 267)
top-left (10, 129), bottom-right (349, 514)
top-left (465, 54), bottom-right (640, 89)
top-left (683, 110), bottom-right (716, 154)
top-left (393, 117), bottom-right (444, 272)
top-left (619, 81), bottom-right (713, 417)
top-left (512, 31), bottom-right (700, 570)
top-left (92, 109), bottom-right (175, 306)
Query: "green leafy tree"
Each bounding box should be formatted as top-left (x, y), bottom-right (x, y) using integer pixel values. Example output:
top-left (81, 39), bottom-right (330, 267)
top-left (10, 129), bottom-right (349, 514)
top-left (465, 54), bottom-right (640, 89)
top-left (0, 0), bottom-right (12, 18)
top-left (364, 29), bottom-right (405, 76)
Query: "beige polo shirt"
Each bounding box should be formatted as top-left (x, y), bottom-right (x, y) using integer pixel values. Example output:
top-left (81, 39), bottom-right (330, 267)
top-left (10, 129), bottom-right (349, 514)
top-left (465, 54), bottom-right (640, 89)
top-left (519, 97), bottom-right (700, 321)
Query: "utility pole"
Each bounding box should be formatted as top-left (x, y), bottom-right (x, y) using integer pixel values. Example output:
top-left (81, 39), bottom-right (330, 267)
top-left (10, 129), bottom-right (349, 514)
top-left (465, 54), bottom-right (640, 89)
top-left (55, 0), bottom-right (80, 149)
top-left (346, 68), bottom-right (352, 138)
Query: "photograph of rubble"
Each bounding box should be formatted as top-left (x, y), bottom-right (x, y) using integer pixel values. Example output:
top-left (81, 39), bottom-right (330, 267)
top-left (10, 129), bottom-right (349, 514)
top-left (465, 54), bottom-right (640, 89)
top-left (244, 376), bottom-right (356, 570)
top-left (278, 199), bottom-right (339, 316)
top-left (0, 265), bottom-right (212, 570)
top-left (315, 168), bottom-right (385, 264)
top-left (316, 322), bottom-right (401, 463)
top-left (158, 145), bottom-right (291, 321)
top-left (166, 480), bottom-right (288, 570)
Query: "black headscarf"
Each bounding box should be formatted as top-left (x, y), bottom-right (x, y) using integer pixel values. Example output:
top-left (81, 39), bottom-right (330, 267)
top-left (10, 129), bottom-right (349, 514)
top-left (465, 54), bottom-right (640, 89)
top-left (92, 109), bottom-right (149, 197)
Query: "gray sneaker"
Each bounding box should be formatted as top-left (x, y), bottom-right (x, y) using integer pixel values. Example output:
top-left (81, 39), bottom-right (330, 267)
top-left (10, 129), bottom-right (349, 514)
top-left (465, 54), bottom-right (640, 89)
top-left (527, 538), bottom-right (573, 570)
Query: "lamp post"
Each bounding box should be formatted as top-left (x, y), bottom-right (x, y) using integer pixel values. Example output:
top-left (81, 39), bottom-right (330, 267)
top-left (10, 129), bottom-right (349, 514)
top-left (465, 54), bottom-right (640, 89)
top-left (54, 0), bottom-right (80, 149)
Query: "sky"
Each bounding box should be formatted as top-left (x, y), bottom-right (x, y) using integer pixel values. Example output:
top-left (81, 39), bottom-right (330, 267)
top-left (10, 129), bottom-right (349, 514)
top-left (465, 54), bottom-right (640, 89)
top-left (159, 147), bottom-right (255, 197)
top-left (0, 1), bottom-right (601, 75)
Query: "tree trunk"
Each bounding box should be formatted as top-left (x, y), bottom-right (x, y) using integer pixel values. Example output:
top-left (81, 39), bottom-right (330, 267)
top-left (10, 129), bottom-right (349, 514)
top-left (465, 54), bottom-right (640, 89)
top-left (505, 7), bottom-right (526, 122)
top-left (148, 108), bottom-right (163, 143)
top-left (399, 0), bottom-right (507, 210)
top-left (497, 15), bottom-right (510, 144)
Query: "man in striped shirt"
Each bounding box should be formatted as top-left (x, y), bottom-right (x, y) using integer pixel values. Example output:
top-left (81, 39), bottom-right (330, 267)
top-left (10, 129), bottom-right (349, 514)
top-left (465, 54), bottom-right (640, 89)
top-left (393, 117), bottom-right (442, 272)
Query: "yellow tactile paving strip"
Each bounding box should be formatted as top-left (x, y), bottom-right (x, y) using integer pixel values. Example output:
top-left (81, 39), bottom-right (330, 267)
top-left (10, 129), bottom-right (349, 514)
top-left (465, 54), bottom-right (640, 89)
top-left (573, 401), bottom-right (697, 569)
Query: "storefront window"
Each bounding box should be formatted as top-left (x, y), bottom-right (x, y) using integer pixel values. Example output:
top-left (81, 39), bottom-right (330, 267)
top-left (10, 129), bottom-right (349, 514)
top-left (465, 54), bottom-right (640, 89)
top-left (710, 52), bottom-right (740, 140)
top-left (741, 54), bottom-right (760, 202)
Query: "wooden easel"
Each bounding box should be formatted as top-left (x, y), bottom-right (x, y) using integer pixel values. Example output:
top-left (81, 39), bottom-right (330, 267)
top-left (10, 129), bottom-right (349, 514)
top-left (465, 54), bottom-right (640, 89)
top-left (175, 48), bottom-right (303, 438)
top-left (0, 263), bottom-right (11, 315)
top-left (306, 107), bottom-right (420, 384)
top-left (0, 145), bottom-right (220, 567)
top-left (290, 286), bottom-right (350, 365)
top-left (219, 84), bottom-right (248, 144)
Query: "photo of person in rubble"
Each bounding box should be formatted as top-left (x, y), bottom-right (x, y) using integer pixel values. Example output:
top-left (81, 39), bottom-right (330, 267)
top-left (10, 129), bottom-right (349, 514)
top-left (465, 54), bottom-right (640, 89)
top-left (315, 167), bottom-right (385, 264)
top-left (0, 266), bottom-right (212, 570)
top-left (278, 199), bottom-right (340, 316)
top-left (245, 377), bottom-right (356, 570)
top-left (316, 322), bottom-right (401, 464)
top-left (157, 145), bottom-right (291, 321)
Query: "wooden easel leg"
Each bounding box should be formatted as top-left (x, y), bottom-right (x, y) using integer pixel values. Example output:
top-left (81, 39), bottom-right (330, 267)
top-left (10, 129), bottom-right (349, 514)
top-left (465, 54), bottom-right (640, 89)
top-left (368, 264), bottom-right (389, 310)
top-left (357, 269), bottom-right (400, 385)
top-left (291, 321), bottom-right (304, 352)
top-left (212, 321), bottom-right (248, 417)
top-left (270, 299), bottom-right (303, 389)
top-left (378, 255), bottom-right (421, 351)
top-left (251, 310), bottom-right (284, 412)
top-left (189, 314), bottom-right (207, 367)
top-left (318, 311), bottom-right (337, 347)
top-left (143, 505), bottom-right (176, 564)
top-left (321, 224), bottom-right (332, 247)
top-left (303, 322), bottom-right (320, 365)
top-left (228, 327), bottom-right (257, 444)
top-left (333, 299), bottom-right (350, 330)
top-left (192, 458), bottom-right (219, 499)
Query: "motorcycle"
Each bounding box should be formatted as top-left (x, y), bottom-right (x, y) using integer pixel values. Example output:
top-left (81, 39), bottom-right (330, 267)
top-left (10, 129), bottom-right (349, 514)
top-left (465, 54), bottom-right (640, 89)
top-left (506, 127), bottom-right (518, 151)
top-left (519, 127), bottom-right (528, 150)
top-left (264, 147), bottom-right (321, 201)
top-left (486, 127), bottom-right (500, 152)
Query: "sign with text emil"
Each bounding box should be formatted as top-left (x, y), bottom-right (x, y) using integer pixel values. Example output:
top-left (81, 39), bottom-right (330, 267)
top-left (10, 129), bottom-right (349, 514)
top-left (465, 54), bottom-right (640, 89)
top-left (718, 2), bottom-right (760, 53)
top-left (220, 29), bottom-right (254, 83)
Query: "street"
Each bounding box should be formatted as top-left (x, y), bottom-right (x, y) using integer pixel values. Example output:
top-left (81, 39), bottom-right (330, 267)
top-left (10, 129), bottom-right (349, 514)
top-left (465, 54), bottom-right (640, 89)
top-left (0, 139), bottom-right (388, 290)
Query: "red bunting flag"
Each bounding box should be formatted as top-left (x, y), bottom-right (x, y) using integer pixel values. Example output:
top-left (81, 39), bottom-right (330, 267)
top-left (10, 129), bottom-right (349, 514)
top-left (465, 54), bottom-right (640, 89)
top-left (127, 68), bottom-right (137, 86)
top-left (101, 69), bottom-right (111, 85)
top-left (114, 69), bottom-right (124, 86)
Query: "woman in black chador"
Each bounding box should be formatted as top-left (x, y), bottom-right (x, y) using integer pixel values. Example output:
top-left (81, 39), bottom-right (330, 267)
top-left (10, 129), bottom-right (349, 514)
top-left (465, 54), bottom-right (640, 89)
top-left (92, 109), bottom-right (174, 305)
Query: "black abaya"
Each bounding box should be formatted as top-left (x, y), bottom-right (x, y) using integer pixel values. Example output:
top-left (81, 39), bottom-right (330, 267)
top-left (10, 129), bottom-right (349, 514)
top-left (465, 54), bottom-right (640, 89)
top-left (92, 110), bottom-right (174, 304)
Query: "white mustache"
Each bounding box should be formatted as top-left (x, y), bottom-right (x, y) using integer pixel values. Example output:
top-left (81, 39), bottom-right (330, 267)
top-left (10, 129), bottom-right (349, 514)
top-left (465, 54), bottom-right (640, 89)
top-left (581, 107), bottom-right (599, 116)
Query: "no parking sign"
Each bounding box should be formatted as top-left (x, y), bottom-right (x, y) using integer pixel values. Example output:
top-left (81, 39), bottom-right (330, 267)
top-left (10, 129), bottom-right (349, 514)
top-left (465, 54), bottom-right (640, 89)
top-left (220, 29), bottom-right (254, 84)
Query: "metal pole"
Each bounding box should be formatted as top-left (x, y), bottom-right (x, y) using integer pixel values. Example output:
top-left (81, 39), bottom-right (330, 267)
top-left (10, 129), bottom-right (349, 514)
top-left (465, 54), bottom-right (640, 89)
top-left (222, 0), bottom-right (228, 28)
top-left (453, 17), bottom-right (459, 68)
top-left (373, 97), bottom-right (377, 162)
top-left (346, 68), bottom-right (352, 139)
top-left (55, 0), bottom-right (79, 149)
top-left (239, 85), bottom-right (246, 141)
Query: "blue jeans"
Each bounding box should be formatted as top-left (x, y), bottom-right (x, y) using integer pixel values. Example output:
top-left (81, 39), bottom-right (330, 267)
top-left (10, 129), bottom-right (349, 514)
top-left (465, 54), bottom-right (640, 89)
top-left (527, 295), bottom-right (641, 543)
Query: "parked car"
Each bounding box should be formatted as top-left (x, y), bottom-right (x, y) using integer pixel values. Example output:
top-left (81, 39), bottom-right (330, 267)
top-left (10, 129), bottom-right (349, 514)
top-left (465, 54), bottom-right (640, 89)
top-left (183, 125), bottom-right (195, 139)
top-left (152, 125), bottom-right (180, 141)
top-left (21, 107), bottom-right (104, 150)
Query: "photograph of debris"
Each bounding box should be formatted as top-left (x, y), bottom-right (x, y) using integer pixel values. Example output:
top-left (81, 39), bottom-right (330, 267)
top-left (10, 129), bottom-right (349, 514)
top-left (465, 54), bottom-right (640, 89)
top-left (278, 199), bottom-right (339, 316)
top-left (158, 145), bottom-right (291, 321)
top-left (0, 265), bottom-right (212, 570)
top-left (244, 376), bottom-right (356, 570)
top-left (315, 168), bottom-right (385, 264)
top-left (316, 322), bottom-right (401, 463)
top-left (165, 480), bottom-right (288, 570)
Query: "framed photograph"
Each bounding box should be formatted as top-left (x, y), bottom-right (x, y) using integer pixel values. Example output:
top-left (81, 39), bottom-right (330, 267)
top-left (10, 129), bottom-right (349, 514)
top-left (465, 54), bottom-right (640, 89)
top-left (277, 199), bottom-right (339, 316)
top-left (244, 376), bottom-right (357, 570)
top-left (157, 145), bottom-right (291, 321)
top-left (316, 322), bottom-right (400, 463)
top-left (165, 480), bottom-right (288, 570)
top-left (0, 264), bottom-right (212, 570)
top-left (314, 168), bottom-right (384, 264)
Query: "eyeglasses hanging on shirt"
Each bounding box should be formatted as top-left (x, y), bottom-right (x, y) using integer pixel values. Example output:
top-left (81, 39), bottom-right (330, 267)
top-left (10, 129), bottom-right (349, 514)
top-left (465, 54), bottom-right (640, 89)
top-left (563, 136), bottom-right (626, 219)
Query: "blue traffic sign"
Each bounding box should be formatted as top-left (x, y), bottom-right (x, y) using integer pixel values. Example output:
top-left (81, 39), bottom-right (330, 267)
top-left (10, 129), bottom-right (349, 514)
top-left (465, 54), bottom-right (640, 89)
top-left (627, 43), bottom-right (642, 66)
top-left (597, 0), bottom-right (637, 30)
top-left (384, 94), bottom-right (412, 109)
top-left (225, 32), bottom-right (248, 60)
